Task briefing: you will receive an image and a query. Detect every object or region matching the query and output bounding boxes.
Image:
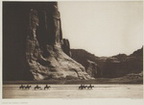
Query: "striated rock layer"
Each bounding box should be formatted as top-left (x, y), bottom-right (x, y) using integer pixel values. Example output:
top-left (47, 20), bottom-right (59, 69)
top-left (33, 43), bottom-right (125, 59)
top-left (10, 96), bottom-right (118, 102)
top-left (3, 2), bottom-right (92, 80)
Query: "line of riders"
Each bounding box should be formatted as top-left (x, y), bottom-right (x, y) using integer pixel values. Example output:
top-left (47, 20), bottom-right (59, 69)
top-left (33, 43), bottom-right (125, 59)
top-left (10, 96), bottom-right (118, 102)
top-left (19, 84), bottom-right (50, 90)
top-left (79, 84), bottom-right (94, 89)
top-left (19, 84), bottom-right (94, 90)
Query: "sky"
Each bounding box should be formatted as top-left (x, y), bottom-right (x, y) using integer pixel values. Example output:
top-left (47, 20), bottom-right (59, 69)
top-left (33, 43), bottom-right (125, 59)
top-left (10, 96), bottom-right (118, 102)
top-left (58, 1), bottom-right (143, 57)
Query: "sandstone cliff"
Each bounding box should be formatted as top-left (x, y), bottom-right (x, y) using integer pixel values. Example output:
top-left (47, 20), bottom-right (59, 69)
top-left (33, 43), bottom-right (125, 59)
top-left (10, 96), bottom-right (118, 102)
top-left (71, 47), bottom-right (143, 78)
top-left (103, 47), bottom-right (143, 78)
top-left (3, 2), bottom-right (92, 80)
top-left (71, 49), bottom-right (103, 78)
top-left (87, 60), bottom-right (101, 78)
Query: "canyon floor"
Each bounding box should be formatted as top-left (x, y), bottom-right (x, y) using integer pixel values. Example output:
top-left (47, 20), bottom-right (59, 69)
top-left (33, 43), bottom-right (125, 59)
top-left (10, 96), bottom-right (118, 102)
top-left (3, 84), bottom-right (143, 98)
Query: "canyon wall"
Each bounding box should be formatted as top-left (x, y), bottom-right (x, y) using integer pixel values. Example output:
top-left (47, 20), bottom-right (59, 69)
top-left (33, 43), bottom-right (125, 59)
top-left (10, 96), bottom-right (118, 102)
top-left (3, 2), bottom-right (92, 80)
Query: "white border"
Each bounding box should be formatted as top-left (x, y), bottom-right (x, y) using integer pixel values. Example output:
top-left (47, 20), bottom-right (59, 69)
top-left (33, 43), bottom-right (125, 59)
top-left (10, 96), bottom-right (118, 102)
top-left (0, 0), bottom-right (144, 105)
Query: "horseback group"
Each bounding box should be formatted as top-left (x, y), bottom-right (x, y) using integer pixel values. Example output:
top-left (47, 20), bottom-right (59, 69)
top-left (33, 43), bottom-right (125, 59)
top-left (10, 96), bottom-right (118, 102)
top-left (34, 84), bottom-right (51, 90)
top-left (19, 84), bottom-right (31, 90)
top-left (79, 84), bottom-right (94, 90)
top-left (19, 84), bottom-right (94, 90)
top-left (19, 84), bottom-right (51, 90)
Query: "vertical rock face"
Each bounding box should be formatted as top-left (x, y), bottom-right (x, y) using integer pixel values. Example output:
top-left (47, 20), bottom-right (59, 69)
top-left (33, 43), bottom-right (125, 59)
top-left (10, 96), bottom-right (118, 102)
top-left (87, 60), bottom-right (101, 78)
top-left (62, 39), bottom-right (71, 56)
top-left (3, 2), bottom-right (92, 80)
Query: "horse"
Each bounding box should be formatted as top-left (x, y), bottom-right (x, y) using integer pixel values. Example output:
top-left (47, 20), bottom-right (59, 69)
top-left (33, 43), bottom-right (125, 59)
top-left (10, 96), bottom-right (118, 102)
top-left (87, 84), bottom-right (94, 89)
top-left (83, 85), bottom-right (87, 89)
top-left (44, 84), bottom-right (51, 90)
top-left (79, 84), bottom-right (87, 90)
top-left (34, 85), bottom-right (42, 90)
top-left (79, 84), bottom-right (83, 89)
top-left (19, 84), bottom-right (25, 89)
top-left (25, 84), bottom-right (31, 90)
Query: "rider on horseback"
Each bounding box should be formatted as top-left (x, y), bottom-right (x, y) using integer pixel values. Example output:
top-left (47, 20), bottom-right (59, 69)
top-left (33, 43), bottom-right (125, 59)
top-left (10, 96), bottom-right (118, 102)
top-left (87, 84), bottom-right (94, 89)
top-left (44, 84), bottom-right (51, 90)
top-left (19, 84), bottom-right (25, 89)
top-left (25, 84), bottom-right (31, 89)
top-left (34, 84), bottom-right (42, 90)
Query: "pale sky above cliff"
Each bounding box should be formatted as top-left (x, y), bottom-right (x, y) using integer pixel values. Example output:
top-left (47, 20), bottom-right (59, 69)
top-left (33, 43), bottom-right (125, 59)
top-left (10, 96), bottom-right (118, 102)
top-left (58, 1), bottom-right (143, 57)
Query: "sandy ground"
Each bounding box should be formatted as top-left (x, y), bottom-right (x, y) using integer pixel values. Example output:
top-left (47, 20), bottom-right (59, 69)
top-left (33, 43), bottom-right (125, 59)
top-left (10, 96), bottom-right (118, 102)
top-left (3, 84), bottom-right (143, 98)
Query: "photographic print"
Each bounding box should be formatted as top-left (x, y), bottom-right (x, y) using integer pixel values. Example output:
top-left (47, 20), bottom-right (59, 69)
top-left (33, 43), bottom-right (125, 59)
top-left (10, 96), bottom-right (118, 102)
top-left (2, 0), bottom-right (143, 99)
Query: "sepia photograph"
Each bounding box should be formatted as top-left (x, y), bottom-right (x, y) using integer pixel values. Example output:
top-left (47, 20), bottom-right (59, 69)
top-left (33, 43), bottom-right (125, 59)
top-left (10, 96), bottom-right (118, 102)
top-left (1, 0), bottom-right (143, 103)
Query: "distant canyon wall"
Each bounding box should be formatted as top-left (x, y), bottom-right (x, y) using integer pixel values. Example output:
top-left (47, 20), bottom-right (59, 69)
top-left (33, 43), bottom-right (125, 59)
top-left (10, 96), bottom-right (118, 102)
top-left (71, 47), bottom-right (143, 78)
